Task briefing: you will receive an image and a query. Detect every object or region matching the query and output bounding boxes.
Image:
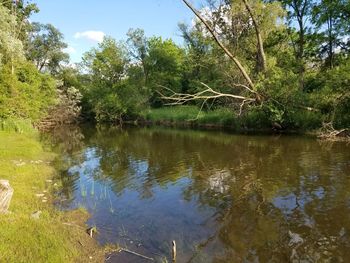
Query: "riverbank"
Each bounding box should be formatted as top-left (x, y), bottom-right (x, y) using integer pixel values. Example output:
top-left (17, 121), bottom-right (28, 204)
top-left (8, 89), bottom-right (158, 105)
top-left (139, 106), bottom-right (350, 141)
top-left (141, 105), bottom-right (324, 132)
top-left (0, 129), bottom-right (105, 263)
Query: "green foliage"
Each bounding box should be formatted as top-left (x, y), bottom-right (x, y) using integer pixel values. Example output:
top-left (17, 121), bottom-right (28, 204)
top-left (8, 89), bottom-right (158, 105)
top-left (239, 107), bottom-right (271, 130)
top-left (144, 106), bottom-right (238, 127)
top-left (146, 37), bottom-right (185, 106)
top-left (0, 62), bottom-right (57, 121)
top-left (0, 0), bottom-right (39, 44)
top-left (285, 110), bottom-right (324, 130)
top-left (0, 4), bottom-right (25, 67)
top-left (144, 106), bottom-right (199, 122)
top-left (26, 23), bottom-right (69, 74)
top-left (179, 22), bottom-right (228, 96)
top-left (68, 1), bottom-right (349, 129)
top-left (126, 30), bottom-right (185, 107)
top-left (0, 118), bottom-right (34, 134)
top-left (1, 0), bottom-right (350, 132)
top-left (312, 0), bottom-right (350, 68)
top-left (81, 37), bottom-right (146, 122)
top-left (307, 59), bottom-right (350, 128)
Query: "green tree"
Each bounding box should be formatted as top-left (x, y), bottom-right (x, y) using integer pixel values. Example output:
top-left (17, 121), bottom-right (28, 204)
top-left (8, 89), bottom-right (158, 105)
top-left (0, 61), bottom-right (56, 120)
top-left (278, 0), bottom-right (315, 89)
top-left (312, 0), bottom-right (349, 68)
top-left (179, 22), bottom-right (228, 99)
top-left (126, 28), bottom-right (149, 85)
top-left (0, 0), bottom-right (39, 43)
top-left (126, 30), bottom-right (185, 107)
top-left (26, 23), bottom-right (69, 74)
top-left (81, 37), bottom-right (127, 84)
top-left (146, 37), bottom-right (185, 106)
top-left (0, 4), bottom-right (24, 68)
top-left (81, 37), bottom-right (146, 122)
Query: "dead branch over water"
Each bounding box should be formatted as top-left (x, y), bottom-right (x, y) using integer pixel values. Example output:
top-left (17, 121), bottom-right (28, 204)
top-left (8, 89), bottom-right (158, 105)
top-left (158, 82), bottom-right (256, 106)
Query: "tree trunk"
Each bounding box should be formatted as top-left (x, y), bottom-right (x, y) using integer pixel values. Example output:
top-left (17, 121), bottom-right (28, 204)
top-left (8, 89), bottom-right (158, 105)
top-left (328, 16), bottom-right (334, 69)
top-left (0, 180), bottom-right (13, 214)
top-left (182, 0), bottom-right (256, 92)
top-left (241, 0), bottom-right (267, 73)
top-left (297, 22), bottom-right (305, 91)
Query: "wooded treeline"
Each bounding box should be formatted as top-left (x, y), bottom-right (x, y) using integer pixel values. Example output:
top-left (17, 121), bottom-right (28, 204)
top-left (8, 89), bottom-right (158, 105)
top-left (0, 0), bottom-right (349, 131)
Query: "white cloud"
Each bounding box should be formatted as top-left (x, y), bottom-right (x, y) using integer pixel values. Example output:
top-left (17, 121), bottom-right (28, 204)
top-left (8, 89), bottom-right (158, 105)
top-left (64, 46), bottom-right (77, 54)
top-left (74, 30), bottom-right (105, 43)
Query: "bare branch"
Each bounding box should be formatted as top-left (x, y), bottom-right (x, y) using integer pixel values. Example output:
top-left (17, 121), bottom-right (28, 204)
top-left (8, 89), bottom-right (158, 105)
top-left (190, 99), bottom-right (208, 121)
top-left (239, 99), bottom-right (254, 116)
top-left (157, 83), bottom-right (256, 106)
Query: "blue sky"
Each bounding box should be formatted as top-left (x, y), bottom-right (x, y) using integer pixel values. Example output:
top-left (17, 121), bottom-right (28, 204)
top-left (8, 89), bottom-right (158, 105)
top-left (31, 0), bottom-right (201, 63)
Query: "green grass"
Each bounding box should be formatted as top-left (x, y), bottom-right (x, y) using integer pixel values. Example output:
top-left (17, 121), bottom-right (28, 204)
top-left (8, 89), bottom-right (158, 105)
top-left (0, 131), bottom-right (103, 263)
top-left (143, 106), bottom-right (328, 132)
top-left (0, 118), bottom-right (35, 134)
top-left (143, 106), bottom-right (237, 127)
top-left (144, 106), bottom-right (199, 122)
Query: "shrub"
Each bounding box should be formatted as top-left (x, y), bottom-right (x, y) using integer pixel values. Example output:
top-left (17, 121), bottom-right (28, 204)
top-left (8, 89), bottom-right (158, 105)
top-left (0, 62), bottom-right (56, 121)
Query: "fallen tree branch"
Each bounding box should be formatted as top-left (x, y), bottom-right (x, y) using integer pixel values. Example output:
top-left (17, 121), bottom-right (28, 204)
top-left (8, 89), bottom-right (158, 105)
top-left (318, 122), bottom-right (350, 140)
top-left (158, 83), bottom-right (256, 106)
top-left (239, 99), bottom-right (254, 115)
top-left (119, 248), bottom-right (154, 261)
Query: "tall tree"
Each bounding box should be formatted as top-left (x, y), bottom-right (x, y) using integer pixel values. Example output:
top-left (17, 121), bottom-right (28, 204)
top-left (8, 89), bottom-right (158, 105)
top-left (26, 23), bottom-right (68, 74)
top-left (182, 0), bottom-right (256, 91)
top-left (146, 37), bottom-right (185, 106)
top-left (81, 37), bottom-right (127, 84)
top-left (0, 0), bottom-right (39, 43)
top-left (126, 28), bottom-right (149, 84)
top-left (0, 4), bottom-right (24, 69)
top-left (80, 37), bottom-right (146, 122)
top-left (312, 0), bottom-right (349, 68)
top-left (241, 0), bottom-right (267, 73)
top-left (278, 0), bottom-right (314, 89)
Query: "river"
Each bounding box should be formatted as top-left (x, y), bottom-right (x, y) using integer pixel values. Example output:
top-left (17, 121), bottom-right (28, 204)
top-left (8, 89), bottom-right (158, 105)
top-left (45, 125), bottom-right (350, 262)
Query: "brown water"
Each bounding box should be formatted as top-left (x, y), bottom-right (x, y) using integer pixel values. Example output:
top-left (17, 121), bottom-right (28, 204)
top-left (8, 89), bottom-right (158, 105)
top-left (48, 125), bottom-right (350, 262)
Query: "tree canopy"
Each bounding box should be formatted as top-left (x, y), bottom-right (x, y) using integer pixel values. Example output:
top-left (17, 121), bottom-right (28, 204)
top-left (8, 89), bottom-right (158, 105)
top-left (0, 0), bottom-right (349, 131)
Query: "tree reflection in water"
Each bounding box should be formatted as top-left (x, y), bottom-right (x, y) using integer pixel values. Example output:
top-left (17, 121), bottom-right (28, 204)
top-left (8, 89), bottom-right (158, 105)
top-left (46, 125), bottom-right (350, 262)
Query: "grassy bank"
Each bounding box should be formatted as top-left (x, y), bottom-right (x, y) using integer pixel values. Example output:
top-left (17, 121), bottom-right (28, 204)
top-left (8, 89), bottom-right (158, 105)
top-left (0, 128), bottom-right (105, 262)
top-left (143, 106), bottom-right (237, 128)
top-left (142, 105), bottom-right (324, 132)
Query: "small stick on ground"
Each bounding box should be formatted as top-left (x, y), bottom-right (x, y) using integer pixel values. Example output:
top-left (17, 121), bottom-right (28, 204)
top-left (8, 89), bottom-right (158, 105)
top-left (172, 240), bottom-right (176, 262)
top-left (120, 248), bottom-right (154, 261)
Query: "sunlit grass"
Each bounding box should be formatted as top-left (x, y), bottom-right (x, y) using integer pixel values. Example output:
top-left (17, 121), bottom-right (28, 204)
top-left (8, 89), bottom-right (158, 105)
top-left (144, 106), bottom-right (237, 127)
top-left (143, 106), bottom-right (325, 131)
top-left (0, 118), bottom-right (35, 134)
top-left (144, 106), bottom-right (199, 121)
top-left (0, 131), bottom-right (103, 262)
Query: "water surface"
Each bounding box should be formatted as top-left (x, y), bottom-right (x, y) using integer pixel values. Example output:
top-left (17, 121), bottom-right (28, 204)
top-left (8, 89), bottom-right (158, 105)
top-left (48, 126), bottom-right (350, 262)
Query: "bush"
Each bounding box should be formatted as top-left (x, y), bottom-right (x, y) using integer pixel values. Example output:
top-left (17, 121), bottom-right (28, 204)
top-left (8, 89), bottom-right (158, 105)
top-left (284, 110), bottom-right (324, 130)
top-left (0, 62), bottom-right (57, 121)
top-left (197, 108), bottom-right (237, 126)
top-left (307, 59), bottom-right (350, 128)
top-left (239, 107), bottom-right (271, 130)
